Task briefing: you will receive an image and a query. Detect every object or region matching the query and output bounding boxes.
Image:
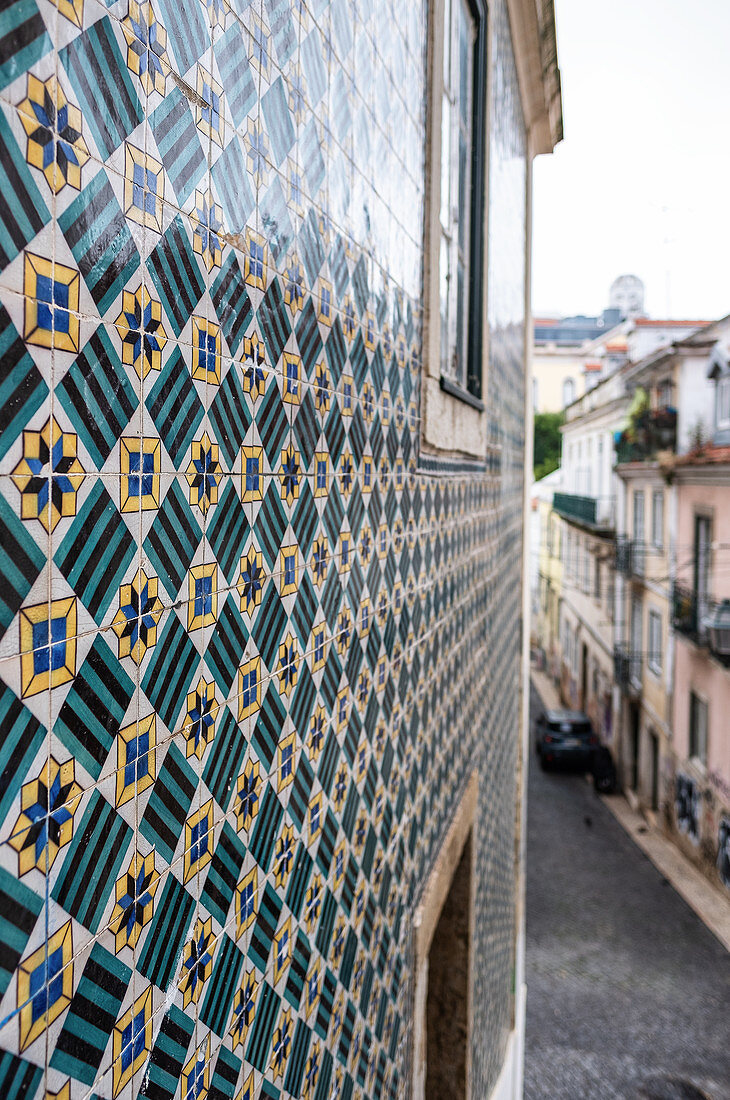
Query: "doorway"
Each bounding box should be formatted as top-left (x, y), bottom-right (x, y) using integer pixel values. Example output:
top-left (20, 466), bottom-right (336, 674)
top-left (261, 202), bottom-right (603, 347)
top-left (413, 774), bottom-right (477, 1100)
top-left (629, 704), bottom-right (640, 791)
top-left (581, 643), bottom-right (588, 711)
top-left (650, 731), bottom-right (659, 811)
top-left (425, 833), bottom-right (472, 1099)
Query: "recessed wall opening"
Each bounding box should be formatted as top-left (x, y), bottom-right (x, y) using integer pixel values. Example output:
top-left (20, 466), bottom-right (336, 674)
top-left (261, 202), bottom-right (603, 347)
top-left (412, 773), bottom-right (477, 1100)
top-left (425, 830), bottom-right (472, 1100)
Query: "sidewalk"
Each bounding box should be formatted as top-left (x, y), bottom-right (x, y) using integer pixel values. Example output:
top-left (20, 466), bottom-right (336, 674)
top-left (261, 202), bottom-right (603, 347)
top-left (530, 665), bottom-right (562, 711)
top-left (530, 668), bottom-right (730, 954)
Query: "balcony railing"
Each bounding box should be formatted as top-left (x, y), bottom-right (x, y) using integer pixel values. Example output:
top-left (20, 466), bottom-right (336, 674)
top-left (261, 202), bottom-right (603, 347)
top-left (614, 644), bottom-right (641, 696)
top-left (553, 492), bottom-right (615, 530)
top-left (615, 536), bottom-right (647, 578)
top-left (615, 536), bottom-right (632, 575)
top-left (671, 582), bottom-right (714, 644)
top-left (615, 408), bottom-right (677, 464)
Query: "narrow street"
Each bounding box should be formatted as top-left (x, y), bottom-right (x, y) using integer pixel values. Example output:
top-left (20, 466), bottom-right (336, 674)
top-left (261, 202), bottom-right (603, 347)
top-left (525, 681), bottom-right (730, 1100)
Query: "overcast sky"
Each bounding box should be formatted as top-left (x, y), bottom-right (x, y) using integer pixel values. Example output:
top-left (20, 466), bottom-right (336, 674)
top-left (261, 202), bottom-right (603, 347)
top-left (531, 0), bottom-right (730, 322)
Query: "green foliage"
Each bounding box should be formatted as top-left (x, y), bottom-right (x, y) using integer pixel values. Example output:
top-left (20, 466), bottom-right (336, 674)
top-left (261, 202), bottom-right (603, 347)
top-left (533, 412), bottom-right (564, 481)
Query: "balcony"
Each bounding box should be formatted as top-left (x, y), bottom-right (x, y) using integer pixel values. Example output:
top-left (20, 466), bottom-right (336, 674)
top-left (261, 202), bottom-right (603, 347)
top-left (553, 492), bottom-right (615, 531)
top-left (615, 536), bottom-right (650, 579)
top-left (615, 536), bottom-right (632, 575)
top-left (615, 407), bottom-right (677, 465)
top-left (672, 582), bottom-right (714, 645)
top-left (614, 644), bottom-right (641, 696)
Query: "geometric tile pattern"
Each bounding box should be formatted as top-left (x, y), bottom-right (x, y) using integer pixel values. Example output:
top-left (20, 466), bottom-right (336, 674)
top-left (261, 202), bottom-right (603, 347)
top-left (0, 0), bottom-right (527, 1098)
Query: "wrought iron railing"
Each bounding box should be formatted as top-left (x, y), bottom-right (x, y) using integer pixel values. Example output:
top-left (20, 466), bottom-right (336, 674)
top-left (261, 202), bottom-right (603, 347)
top-left (615, 536), bottom-right (632, 575)
top-left (615, 536), bottom-right (645, 578)
top-left (614, 644), bottom-right (641, 695)
top-left (671, 582), bottom-right (713, 644)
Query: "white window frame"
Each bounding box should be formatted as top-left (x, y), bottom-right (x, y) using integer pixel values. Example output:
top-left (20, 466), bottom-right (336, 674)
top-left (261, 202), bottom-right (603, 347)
top-left (647, 609), bottom-right (662, 676)
top-left (651, 489), bottom-right (664, 550)
top-left (633, 489), bottom-right (645, 574)
top-left (562, 377), bottom-right (575, 407)
top-left (717, 375), bottom-right (730, 429)
top-left (630, 597), bottom-right (642, 686)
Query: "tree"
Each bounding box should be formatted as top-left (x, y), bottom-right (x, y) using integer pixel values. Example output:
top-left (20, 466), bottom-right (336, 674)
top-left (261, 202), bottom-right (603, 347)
top-left (533, 412), bottom-right (564, 481)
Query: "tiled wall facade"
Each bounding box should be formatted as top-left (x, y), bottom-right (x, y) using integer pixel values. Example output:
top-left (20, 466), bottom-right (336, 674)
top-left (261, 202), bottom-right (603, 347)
top-left (0, 0), bottom-right (527, 1095)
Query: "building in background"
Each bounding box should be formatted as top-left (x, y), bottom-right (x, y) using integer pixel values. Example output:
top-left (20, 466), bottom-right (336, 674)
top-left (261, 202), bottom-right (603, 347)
top-left (532, 467), bottom-right (563, 676)
top-left (531, 275), bottom-right (641, 414)
top-left (532, 271), bottom-right (711, 416)
top-left (613, 322), bottom-right (719, 812)
top-left (670, 442), bottom-right (730, 890)
top-left (537, 310), bottom-right (730, 896)
top-left (532, 309), bottom-right (625, 413)
top-left (0, 0), bottom-right (561, 1097)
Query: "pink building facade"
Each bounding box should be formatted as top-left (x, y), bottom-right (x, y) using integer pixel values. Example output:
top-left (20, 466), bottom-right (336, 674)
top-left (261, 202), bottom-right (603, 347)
top-left (672, 459), bottom-right (730, 891)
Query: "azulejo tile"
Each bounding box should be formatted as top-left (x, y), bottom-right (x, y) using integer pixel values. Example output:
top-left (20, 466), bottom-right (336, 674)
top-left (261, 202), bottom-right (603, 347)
top-left (122, 0), bottom-right (170, 98)
top-left (11, 416), bottom-right (85, 533)
top-left (0, 0), bottom-right (528, 1094)
top-left (8, 755), bottom-right (82, 877)
top-left (22, 252), bottom-right (80, 353)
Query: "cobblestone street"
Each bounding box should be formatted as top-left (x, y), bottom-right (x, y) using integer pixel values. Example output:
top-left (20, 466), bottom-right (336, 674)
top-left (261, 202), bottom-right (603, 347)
top-left (525, 681), bottom-right (730, 1100)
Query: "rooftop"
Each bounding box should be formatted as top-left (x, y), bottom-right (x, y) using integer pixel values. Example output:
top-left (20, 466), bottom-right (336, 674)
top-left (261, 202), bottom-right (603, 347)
top-left (672, 445), bottom-right (730, 467)
top-left (633, 319), bottom-right (712, 328)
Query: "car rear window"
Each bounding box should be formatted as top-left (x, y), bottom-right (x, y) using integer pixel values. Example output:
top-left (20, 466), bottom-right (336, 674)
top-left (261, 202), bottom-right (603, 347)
top-left (548, 720), bottom-right (592, 735)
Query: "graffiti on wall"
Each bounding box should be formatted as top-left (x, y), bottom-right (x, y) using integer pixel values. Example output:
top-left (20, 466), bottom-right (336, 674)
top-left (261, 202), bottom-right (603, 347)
top-left (675, 774), bottom-right (700, 844)
top-left (717, 818), bottom-right (730, 890)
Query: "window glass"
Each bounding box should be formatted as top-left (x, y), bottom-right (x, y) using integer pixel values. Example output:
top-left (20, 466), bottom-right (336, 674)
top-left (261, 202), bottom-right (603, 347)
top-left (717, 376), bottom-right (730, 427)
top-left (630, 598), bottom-right (642, 684)
top-left (439, 0), bottom-right (475, 387)
top-left (689, 692), bottom-right (708, 765)
top-left (633, 490), bottom-right (645, 574)
top-left (648, 610), bottom-right (662, 674)
top-left (651, 490), bottom-right (664, 549)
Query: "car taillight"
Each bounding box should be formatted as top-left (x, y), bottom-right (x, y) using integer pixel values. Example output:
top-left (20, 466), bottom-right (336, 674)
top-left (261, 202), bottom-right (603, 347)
top-left (544, 735), bottom-right (555, 743)
top-left (589, 736), bottom-right (598, 746)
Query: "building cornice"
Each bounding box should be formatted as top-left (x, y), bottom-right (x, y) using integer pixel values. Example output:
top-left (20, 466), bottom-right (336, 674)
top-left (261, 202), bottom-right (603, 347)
top-left (506, 0), bottom-right (563, 155)
top-left (616, 462), bottom-right (665, 483)
top-left (673, 466), bottom-right (730, 487)
top-left (560, 395), bottom-right (630, 431)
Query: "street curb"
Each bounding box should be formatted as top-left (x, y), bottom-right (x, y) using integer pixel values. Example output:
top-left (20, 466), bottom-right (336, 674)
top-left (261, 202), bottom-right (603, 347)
top-left (599, 793), bottom-right (730, 954)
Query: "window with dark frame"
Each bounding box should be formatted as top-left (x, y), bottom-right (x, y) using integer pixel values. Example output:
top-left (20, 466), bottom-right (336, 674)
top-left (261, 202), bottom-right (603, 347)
top-left (435, 0), bottom-right (488, 407)
top-left (689, 691), bottom-right (708, 766)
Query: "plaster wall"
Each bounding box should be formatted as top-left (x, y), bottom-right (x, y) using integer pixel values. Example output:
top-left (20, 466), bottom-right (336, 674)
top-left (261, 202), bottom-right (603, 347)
top-left (673, 644), bottom-right (730, 793)
top-left (677, 355), bottom-right (716, 454)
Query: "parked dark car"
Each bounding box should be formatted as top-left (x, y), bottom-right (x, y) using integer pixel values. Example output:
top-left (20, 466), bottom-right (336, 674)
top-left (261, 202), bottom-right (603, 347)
top-left (535, 708), bottom-right (598, 771)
